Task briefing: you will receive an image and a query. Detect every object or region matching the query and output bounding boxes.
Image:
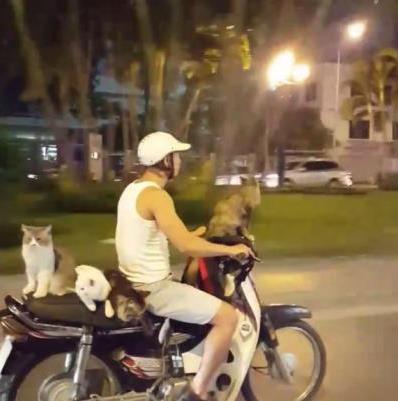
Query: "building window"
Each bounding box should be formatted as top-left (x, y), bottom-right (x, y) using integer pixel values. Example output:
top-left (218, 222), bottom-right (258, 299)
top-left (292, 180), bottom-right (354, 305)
top-left (393, 122), bottom-right (398, 141)
top-left (305, 82), bottom-right (317, 102)
top-left (349, 120), bottom-right (370, 139)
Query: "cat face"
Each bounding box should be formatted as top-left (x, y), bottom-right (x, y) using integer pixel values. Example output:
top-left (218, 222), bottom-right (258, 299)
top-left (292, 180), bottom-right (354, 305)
top-left (21, 225), bottom-right (52, 247)
top-left (115, 295), bottom-right (146, 322)
top-left (75, 265), bottom-right (111, 302)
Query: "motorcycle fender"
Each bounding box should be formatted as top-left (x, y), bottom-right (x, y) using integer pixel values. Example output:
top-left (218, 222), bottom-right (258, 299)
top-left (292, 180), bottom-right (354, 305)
top-left (261, 304), bottom-right (312, 330)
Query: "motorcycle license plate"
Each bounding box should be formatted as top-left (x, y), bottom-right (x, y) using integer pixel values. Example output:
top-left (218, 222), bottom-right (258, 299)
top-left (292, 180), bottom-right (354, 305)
top-left (0, 338), bottom-right (13, 374)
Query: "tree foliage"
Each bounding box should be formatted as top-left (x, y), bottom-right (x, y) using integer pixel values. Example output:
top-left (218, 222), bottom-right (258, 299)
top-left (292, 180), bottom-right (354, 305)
top-left (340, 48), bottom-right (398, 136)
top-left (277, 107), bottom-right (333, 150)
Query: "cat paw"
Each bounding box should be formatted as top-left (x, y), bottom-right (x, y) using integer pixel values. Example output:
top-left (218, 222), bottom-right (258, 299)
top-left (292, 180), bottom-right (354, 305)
top-left (23, 285), bottom-right (35, 295)
top-left (33, 290), bottom-right (48, 299)
top-left (86, 303), bottom-right (96, 312)
top-left (105, 300), bottom-right (115, 318)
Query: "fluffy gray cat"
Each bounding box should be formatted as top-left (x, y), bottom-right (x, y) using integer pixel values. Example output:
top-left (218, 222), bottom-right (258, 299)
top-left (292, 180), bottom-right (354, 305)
top-left (21, 225), bottom-right (76, 298)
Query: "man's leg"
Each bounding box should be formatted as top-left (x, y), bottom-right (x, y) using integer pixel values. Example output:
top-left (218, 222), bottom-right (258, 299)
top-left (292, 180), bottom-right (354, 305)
top-left (191, 302), bottom-right (238, 399)
top-left (138, 279), bottom-right (239, 400)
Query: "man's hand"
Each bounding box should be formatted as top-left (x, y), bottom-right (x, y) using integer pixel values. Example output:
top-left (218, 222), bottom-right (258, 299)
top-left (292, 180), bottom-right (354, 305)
top-left (191, 226), bottom-right (207, 237)
top-left (227, 244), bottom-right (256, 260)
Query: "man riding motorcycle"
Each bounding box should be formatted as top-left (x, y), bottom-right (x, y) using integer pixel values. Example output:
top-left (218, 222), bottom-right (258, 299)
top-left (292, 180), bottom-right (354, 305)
top-left (115, 132), bottom-right (254, 401)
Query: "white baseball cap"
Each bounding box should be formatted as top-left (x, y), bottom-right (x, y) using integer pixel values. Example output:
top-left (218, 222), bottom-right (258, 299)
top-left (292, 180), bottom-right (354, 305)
top-left (137, 132), bottom-right (191, 166)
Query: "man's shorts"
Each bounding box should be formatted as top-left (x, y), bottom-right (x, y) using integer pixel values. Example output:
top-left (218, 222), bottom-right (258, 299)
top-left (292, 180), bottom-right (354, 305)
top-left (133, 276), bottom-right (223, 325)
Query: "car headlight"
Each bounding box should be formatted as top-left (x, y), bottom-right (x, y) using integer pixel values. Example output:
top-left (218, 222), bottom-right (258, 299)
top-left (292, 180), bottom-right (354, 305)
top-left (340, 174), bottom-right (353, 186)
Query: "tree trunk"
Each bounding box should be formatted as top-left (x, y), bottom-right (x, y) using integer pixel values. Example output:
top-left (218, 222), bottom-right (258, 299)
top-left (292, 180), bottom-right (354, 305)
top-left (148, 50), bottom-right (165, 131)
top-left (135, 0), bottom-right (163, 132)
top-left (263, 123), bottom-right (272, 173)
top-left (177, 86), bottom-right (202, 141)
top-left (104, 102), bottom-right (117, 181)
top-left (121, 110), bottom-right (133, 181)
top-left (10, 0), bottom-right (70, 175)
top-left (127, 64), bottom-right (139, 159)
top-left (68, 0), bottom-right (96, 180)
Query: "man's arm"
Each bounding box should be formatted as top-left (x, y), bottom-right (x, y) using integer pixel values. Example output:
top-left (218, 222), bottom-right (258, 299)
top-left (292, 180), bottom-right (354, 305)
top-left (150, 189), bottom-right (252, 258)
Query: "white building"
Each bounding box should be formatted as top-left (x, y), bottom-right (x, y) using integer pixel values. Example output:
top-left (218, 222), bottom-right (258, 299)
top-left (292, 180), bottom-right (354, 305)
top-left (296, 62), bottom-right (398, 182)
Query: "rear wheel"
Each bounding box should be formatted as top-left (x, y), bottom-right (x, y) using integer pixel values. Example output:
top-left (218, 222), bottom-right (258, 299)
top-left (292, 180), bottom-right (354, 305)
top-left (242, 320), bottom-right (326, 401)
top-left (327, 179), bottom-right (342, 189)
top-left (8, 352), bottom-right (120, 401)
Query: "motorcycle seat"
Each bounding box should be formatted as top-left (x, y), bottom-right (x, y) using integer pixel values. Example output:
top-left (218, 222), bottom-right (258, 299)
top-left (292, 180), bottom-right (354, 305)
top-left (23, 293), bottom-right (163, 331)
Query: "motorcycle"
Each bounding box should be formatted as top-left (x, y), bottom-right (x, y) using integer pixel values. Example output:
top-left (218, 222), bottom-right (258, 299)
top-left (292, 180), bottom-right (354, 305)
top-left (0, 236), bottom-right (326, 401)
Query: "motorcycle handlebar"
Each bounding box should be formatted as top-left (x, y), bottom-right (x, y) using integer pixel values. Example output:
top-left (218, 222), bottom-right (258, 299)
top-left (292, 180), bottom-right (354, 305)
top-left (222, 253), bottom-right (261, 265)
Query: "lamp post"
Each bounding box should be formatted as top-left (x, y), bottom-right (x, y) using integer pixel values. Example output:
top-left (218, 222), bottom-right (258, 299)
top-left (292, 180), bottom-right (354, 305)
top-left (266, 50), bottom-right (310, 186)
top-left (335, 20), bottom-right (367, 111)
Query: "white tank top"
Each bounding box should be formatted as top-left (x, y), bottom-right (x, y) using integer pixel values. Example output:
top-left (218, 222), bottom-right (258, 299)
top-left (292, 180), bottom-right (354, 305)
top-left (115, 181), bottom-right (170, 284)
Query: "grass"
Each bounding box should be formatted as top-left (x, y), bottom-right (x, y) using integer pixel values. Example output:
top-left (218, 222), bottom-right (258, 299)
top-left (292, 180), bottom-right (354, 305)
top-left (252, 191), bottom-right (398, 258)
top-left (1, 191), bottom-right (397, 275)
top-left (0, 214), bottom-right (118, 275)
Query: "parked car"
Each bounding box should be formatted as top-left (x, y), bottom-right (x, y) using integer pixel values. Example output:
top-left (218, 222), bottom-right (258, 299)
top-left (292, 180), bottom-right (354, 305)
top-left (263, 159), bottom-right (353, 188)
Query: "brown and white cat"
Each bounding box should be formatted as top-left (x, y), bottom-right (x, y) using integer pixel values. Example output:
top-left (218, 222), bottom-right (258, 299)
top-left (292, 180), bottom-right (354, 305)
top-left (105, 270), bottom-right (153, 335)
top-left (206, 176), bottom-right (261, 239)
top-left (21, 225), bottom-right (76, 298)
top-left (183, 178), bottom-right (260, 297)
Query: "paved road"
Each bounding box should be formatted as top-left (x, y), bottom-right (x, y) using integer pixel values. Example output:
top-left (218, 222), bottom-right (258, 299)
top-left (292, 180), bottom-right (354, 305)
top-left (2, 256), bottom-right (398, 400)
top-left (251, 256), bottom-right (398, 401)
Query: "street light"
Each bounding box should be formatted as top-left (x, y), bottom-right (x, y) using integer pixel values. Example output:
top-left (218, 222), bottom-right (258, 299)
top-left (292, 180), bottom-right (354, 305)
top-left (292, 64), bottom-right (311, 83)
top-left (267, 50), bottom-right (295, 89)
top-left (346, 21), bottom-right (366, 40)
top-left (267, 50), bottom-right (310, 89)
top-left (335, 20), bottom-right (367, 111)
top-left (266, 50), bottom-right (311, 186)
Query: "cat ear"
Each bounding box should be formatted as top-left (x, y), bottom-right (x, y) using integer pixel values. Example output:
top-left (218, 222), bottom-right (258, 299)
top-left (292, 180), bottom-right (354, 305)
top-left (75, 265), bottom-right (89, 275)
top-left (43, 225), bottom-right (52, 234)
top-left (21, 224), bottom-right (28, 233)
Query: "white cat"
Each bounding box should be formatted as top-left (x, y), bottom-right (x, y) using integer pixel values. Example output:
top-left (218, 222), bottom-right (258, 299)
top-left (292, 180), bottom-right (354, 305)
top-left (75, 265), bottom-right (115, 318)
top-left (21, 225), bottom-right (76, 298)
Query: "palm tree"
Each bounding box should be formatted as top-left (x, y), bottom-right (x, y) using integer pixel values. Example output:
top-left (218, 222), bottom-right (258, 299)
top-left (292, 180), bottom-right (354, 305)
top-left (340, 48), bottom-right (398, 141)
top-left (178, 55), bottom-right (220, 141)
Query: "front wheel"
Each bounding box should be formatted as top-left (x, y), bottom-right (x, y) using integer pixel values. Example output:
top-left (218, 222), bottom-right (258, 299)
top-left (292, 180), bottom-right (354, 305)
top-left (242, 320), bottom-right (326, 401)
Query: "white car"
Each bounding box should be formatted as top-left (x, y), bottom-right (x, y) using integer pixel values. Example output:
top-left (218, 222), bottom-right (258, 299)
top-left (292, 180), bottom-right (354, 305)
top-left (215, 166), bottom-right (262, 186)
top-left (264, 159), bottom-right (353, 188)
